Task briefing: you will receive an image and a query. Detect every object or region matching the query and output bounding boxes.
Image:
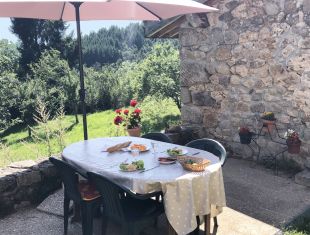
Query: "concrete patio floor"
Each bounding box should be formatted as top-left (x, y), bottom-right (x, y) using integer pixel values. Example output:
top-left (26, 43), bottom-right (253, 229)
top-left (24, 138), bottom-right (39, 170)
top-left (0, 158), bottom-right (309, 235)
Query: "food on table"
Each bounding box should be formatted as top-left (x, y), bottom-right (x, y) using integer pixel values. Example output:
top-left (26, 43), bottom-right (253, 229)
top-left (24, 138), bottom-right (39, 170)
top-left (119, 160), bottom-right (144, 171)
top-left (130, 144), bottom-right (147, 151)
top-left (167, 148), bottom-right (183, 156)
top-left (106, 141), bottom-right (132, 153)
top-left (184, 159), bottom-right (196, 165)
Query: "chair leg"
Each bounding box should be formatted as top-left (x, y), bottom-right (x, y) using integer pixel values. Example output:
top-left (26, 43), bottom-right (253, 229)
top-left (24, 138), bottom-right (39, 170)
top-left (81, 202), bottom-right (93, 235)
top-left (214, 216), bottom-right (218, 227)
top-left (64, 195), bottom-right (70, 235)
top-left (101, 215), bottom-right (108, 235)
top-left (192, 216), bottom-right (200, 235)
top-left (204, 214), bottom-right (211, 235)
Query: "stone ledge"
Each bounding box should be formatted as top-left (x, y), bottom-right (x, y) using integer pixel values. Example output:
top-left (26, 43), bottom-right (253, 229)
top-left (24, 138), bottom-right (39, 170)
top-left (0, 159), bottom-right (61, 218)
top-left (295, 170), bottom-right (310, 187)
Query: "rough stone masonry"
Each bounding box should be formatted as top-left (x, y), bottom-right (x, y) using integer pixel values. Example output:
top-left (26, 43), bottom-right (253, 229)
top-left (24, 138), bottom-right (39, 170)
top-left (179, 0), bottom-right (310, 183)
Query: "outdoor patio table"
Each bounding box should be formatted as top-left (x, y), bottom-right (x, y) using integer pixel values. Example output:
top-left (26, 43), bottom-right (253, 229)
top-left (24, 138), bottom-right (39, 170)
top-left (62, 136), bottom-right (226, 235)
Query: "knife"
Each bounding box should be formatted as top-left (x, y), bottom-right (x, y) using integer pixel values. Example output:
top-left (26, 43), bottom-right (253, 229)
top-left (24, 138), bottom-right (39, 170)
top-left (139, 165), bottom-right (160, 173)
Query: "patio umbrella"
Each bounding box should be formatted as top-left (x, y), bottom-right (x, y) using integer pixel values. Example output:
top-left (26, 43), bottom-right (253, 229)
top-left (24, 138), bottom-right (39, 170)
top-left (0, 0), bottom-right (218, 140)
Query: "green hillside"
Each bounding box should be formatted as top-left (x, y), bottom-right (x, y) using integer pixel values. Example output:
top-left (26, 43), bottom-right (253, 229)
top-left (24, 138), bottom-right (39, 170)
top-left (0, 99), bottom-right (180, 167)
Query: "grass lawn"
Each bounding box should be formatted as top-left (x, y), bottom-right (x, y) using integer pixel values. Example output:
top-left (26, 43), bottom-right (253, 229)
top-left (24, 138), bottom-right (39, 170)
top-left (0, 99), bottom-right (180, 168)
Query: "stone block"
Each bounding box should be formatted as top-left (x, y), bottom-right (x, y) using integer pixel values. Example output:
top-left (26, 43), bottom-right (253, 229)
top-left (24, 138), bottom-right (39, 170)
top-left (224, 30), bottom-right (239, 45)
top-left (191, 91), bottom-right (216, 106)
top-left (0, 196), bottom-right (14, 218)
top-left (230, 75), bottom-right (241, 85)
top-left (0, 175), bottom-right (16, 193)
top-left (181, 87), bottom-right (191, 104)
top-left (16, 170), bottom-right (41, 187)
top-left (203, 112), bottom-right (218, 128)
top-left (215, 47), bottom-right (232, 61)
top-left (9, 160), bottom-right (37, 169)
top-left (180, 61), bottom-right (209, 86)
top-left (236, 102), bottom-right (250, 112)
top-left (295, 170), bottom-right (310, 187)
top-left (235, 65), bottom-right (248, 77)
top-left (181, 105), bottom-right (203, 124)
top-left (298, 38), bottom-right (310, 49)
top-left (219, 76), bottom-right (231, 87)
top-left (38, 160), bottom-right (58, 178)
top-left (251, 93), bottom-right (263, 101)
top-left (264, 2), bottom-right (280, 16)
top-left (250, 103), bottom-right (265, 113)
top-left (215, 62), bottom-right (230, 75)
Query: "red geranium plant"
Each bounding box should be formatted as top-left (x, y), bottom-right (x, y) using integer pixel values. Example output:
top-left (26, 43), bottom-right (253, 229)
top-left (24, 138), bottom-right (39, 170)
top-left (113, 99), bottom-right (141, 129)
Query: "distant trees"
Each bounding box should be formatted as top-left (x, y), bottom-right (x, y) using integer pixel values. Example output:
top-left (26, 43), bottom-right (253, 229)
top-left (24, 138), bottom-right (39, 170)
top-left (0, 22), bottom-right (180, 134)
top-left (10, 18), bottom-right (77, 75)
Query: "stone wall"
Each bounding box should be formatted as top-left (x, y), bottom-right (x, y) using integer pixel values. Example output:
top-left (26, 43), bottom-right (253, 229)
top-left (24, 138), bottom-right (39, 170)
top-left (0, 160), bottom-right (61, 218)
top-left (179, 0), bottom-right (310, 168)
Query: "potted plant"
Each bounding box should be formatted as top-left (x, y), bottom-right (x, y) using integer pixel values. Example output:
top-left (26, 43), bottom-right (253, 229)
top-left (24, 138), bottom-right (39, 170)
top-left (284, 129), bottom-right (302, 154)
top-left (261, 112), bottom-right (276, 132)
top-left (113, 99), bottom-right (142, 137)
top-left (238, 126), bottom-right (252, 144)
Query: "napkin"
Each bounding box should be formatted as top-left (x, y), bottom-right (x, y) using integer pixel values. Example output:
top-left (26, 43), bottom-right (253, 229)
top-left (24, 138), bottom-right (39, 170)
top-left (105, 141), bottom-right (132, 153)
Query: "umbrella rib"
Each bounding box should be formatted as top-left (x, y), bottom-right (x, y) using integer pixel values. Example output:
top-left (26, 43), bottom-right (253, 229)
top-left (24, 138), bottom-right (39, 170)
top-left (135, 2), bottom-right (162, 20)
top-left (60, 2), bottom-right (66, 20)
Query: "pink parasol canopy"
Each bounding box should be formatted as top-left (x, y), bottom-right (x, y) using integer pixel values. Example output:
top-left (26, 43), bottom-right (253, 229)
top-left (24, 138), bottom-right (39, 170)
top-left (0, 0), bottom-right (218, 140)
top-left (0, 0), bottom-right (218, 21)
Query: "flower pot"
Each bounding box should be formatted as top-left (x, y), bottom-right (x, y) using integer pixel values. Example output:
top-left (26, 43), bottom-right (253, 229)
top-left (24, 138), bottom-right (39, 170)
top-left (262, 119), bottom-right (276, 132)
top-left (239, 132), bottom-right (252, 144)
top-left (127, 127), bottom-right (141, 137)
top-left (287, 140), bottom-right (301, 154)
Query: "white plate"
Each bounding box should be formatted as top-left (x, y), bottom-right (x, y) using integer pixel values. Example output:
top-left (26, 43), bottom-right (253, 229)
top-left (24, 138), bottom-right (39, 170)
top-left (119, 168), bottom-right (145, 172)
top-left (167, 148), bottom-right (188, 156)
top-left (158, 158), bottom-right (177, 165)
top-left (127, 144), bottom-right (150, 152)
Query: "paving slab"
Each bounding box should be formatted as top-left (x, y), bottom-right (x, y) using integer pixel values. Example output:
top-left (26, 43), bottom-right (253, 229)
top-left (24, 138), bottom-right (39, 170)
top-left (223, 158), bottom-right (310, 227)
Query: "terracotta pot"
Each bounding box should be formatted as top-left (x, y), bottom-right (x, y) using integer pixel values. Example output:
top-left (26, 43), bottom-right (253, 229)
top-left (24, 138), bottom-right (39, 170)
top-left (127, 127), bottom-right (141, 137)
top-left (287, 140), bottom-right (301, 154)
top-left (239, 132), bottom-right (252, 144)
top-left (262, 119), bottom-right (276, 132)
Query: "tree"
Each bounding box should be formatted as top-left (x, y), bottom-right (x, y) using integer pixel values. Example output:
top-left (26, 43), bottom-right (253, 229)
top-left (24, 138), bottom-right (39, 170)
top-left (20, 49), bottom-right (79, 136)
top-left (137, 42), bottom-right (181, 109)
top-left (0, 40), bottom-right (21, 130)
top-left (11, 18), bottom-right (77, 76)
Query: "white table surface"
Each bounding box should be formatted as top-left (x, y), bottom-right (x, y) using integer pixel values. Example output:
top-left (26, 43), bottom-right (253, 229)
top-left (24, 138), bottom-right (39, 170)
top-left (62, 136), bottom-right (226, 235)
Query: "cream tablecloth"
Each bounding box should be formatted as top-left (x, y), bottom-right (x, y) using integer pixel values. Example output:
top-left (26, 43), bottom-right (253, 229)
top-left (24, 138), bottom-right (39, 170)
top-left (62, 136), bottom-right (226, 235)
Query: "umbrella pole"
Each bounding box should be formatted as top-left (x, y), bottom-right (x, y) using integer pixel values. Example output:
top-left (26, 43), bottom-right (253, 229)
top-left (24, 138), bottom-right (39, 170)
top-left (72, 2), bottom-right (88, 140)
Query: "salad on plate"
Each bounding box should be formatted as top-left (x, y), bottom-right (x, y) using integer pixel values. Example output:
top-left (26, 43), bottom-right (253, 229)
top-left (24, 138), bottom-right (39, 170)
top-left (119, 160), bottom-right (144, 171)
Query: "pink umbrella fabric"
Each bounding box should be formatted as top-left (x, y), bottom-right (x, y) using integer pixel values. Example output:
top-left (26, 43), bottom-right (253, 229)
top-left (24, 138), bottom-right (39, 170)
top-left (0, 0), bottom-right (218, 21)
top-left (0, 0), bottom-right (218, 140)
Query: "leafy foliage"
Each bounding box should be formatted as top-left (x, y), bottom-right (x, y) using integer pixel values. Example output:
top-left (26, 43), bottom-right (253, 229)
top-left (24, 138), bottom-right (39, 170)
top-left (10, 18), bottom-right (77, 75)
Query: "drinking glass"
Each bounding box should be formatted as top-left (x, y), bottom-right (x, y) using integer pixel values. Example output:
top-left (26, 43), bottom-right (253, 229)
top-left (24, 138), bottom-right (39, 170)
top-left (131, 149), bottom-right (140, 157)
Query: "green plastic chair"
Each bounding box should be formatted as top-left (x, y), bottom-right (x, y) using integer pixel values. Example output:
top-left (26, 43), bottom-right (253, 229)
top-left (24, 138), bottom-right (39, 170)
top-left (87, 171), bottom-right (164, 235)
top-left (49, 157), bottom-right (101, 235)
top-left (186, 138), bottom-right (227, 232)
top-left (186, 138), bottom-right (227, 166)
top-left (141, 132), bottom-right (172, 143)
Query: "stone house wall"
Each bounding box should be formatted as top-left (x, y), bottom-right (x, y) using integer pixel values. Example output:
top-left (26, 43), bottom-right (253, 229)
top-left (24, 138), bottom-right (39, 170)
top-left (179, 0), bottom-right (310, 168)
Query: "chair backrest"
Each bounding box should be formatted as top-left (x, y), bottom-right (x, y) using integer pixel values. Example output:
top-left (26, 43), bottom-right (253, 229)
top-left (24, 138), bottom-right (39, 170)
top-left (141, 132), bottom-right (172, 143)
top-left (186, 138), bottom-right (227, 166)
top-left (49, 157), bottom-right (81, 202)
top-left (87, 172), bottom-right (126, 221)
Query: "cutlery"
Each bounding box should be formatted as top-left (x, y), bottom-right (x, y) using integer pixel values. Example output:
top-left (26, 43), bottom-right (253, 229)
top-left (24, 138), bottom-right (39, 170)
top-left (192, 152), bottom-right (200, 156)
top-left (139, 165), bottom-right (160, 173)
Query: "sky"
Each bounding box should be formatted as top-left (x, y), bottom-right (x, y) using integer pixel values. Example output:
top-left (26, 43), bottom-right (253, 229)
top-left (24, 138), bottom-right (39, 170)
top-left (0, 18), bottom-right (140, 42)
